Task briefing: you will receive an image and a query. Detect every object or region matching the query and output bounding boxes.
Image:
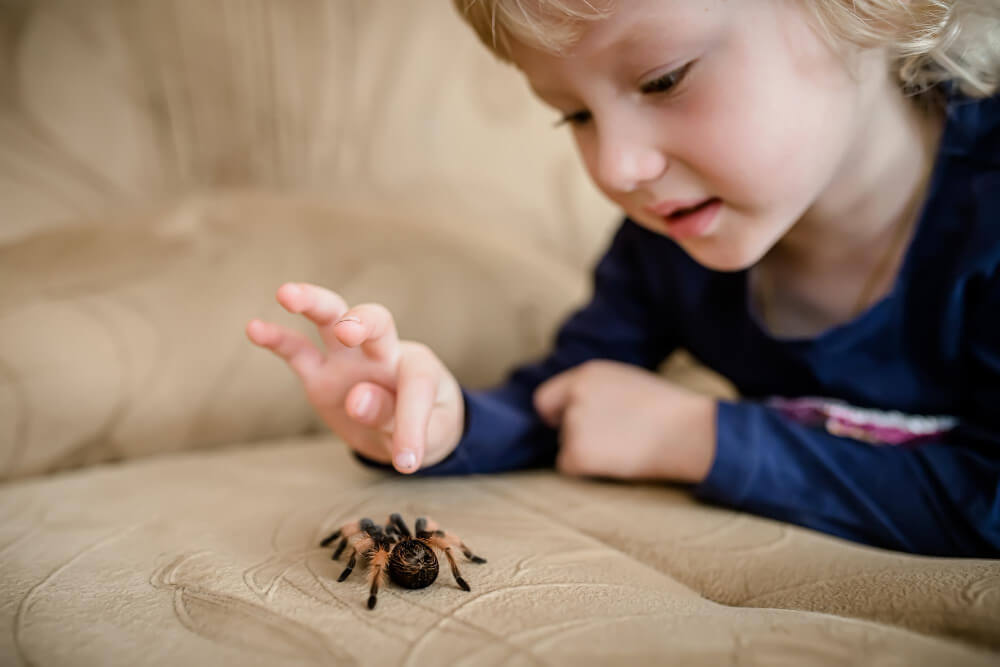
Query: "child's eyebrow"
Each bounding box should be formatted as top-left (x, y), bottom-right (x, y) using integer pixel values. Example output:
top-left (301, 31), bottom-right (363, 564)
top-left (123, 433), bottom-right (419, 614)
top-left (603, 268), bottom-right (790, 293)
top-left (615, 23), bottom-right (691, 66)
top-left (617, 25), bottom-right (670, 53)
top-left (522, 14), bottom-right (698, 103)
top-left (597, 14), bottom-right (683, 55)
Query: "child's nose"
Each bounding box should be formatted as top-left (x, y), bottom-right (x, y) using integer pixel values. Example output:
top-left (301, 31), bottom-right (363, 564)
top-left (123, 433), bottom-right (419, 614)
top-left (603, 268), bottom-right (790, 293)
top-left (597, 141), bottom-right (668, 193)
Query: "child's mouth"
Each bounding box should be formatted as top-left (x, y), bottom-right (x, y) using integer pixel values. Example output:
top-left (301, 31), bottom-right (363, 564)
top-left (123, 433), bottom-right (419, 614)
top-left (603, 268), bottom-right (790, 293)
top-left (667, 198), bottom-right (718, 219)
top-left (658, 198), bottom-right (723, 239)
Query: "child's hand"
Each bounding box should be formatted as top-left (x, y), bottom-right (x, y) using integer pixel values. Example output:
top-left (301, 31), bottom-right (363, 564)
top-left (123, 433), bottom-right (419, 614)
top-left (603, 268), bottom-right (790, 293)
top-left (533, 360), bottom-right (717, 483)
top-left (246, 283), bottom-right (464, 474)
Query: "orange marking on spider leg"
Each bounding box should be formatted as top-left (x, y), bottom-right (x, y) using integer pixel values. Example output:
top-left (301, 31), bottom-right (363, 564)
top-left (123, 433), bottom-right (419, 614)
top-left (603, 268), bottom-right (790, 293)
top-left (436, 530), bottom-right (482, 560)
top-left (430, 536), bottom-right (470, 591)
top-left (337, 535), bottom-right (372, 577)
top-left (320, 520), bottom-right (361, 547)
top-left (436, 529), bottom-right (485, 563)
top-left (444, 547), bottom-right (470, 591)
top-left (459, 540), bottom-right (487, 563)
top-left (367, 548), bottom-right (390, 609)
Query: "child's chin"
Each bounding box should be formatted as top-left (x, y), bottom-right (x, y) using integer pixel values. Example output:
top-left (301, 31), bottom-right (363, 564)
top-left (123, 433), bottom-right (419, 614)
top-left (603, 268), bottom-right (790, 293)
top-left (682, 242), bottom-right (765, 273)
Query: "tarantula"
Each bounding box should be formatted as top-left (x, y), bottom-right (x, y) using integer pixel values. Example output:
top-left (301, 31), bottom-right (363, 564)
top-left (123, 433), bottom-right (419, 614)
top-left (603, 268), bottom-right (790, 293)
top-left (319, 513), bottom-right (486, 609)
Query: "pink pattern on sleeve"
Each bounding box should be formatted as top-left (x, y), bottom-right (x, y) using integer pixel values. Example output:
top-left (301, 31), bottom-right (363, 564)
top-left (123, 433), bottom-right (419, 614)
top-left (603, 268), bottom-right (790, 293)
top-left (766, 396), bottom-right (958, 446)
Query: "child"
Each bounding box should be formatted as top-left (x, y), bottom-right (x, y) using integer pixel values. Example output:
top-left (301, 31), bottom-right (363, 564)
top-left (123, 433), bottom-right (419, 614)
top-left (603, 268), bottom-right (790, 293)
top-left (246, 0), bottom-right (1000, 557)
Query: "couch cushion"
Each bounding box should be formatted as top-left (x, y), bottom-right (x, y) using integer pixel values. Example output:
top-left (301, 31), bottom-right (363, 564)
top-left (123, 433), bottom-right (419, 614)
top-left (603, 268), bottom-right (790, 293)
top-left (1, 0), bottom-right (627, 481)
top-left (1, 438), bottom-right (997, 666)
top-left (1, 0), bottom-right (616, 258)
top-left (0, 193), bottom-right (593, 480)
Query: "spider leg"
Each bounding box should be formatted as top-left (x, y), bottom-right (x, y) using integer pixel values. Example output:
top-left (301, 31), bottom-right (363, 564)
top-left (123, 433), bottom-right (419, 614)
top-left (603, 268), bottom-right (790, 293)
top-left (332, 537), bottom-right (350, 560)
top-left (437, 542), bottom-right (471, 591)
top-left (336, 535), bottom-right (372, 581)
top-left (366, 538), bottom-right (391, 610)
top-left (416, 517), bottom-right (445, 540)
top-left (369, 524), bottom-right (396, 546)
top-left (423, 529), bottom-right (472, 591)
top-left (337, 548), bottom-right (359, 581)
top-left (415, 517), bottom-right (435, 538)
top-left (331, 518), bottom-right (377, 559)
top-left (320, 519), bottom-right (362, 548)
top-left (419, 518), bottom-right (486, 564)
top-left (389, 513), bottom-right (412, 537)
top-left (459, 542), bottom-right (487, 564)
top-left (320, 520), bottom-right (362, 557)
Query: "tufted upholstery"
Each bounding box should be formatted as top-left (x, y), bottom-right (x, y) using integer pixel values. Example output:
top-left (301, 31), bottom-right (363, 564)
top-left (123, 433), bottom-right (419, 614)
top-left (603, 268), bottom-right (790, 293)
top-left (0, 0), bottom-right (617, 480)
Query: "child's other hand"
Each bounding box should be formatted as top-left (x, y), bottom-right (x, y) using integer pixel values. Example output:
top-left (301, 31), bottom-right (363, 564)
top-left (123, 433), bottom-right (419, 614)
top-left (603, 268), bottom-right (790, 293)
top-left (246, 283), bottom-right (464, 474)
top-left (533, 360), bottom-right (717, 483)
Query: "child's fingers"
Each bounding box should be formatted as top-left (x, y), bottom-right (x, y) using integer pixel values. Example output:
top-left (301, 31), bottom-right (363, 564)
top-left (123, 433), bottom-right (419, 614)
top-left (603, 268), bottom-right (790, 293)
top-left (246, 319), bottom-right (325, 381)
top-left (333, 303), bottom-right (401, 367)
top-left (533, 367), bottom-right (576, 428)
top-left (275, 282), bottom-right (350, 351)
top-left (391, 344), bottom-right (440, 474)
top-left (345, 382), bottom-right (396, 431)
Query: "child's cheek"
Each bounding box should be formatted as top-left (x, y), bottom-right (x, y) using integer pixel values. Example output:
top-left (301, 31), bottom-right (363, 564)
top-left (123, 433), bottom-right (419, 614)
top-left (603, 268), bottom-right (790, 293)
top-left (690, 16), bottom-right (856, 212)
top-left (699, 76), bottom-right (843, 220)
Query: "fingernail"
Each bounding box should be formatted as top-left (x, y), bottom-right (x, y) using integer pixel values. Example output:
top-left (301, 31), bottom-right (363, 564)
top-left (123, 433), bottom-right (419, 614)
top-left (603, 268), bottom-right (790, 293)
top-left (394, 450), bottom-right (417, 471)
top-left (354, 391), bottom-right (372, 417)
top-left (336, 316), bottom-right (361, 326)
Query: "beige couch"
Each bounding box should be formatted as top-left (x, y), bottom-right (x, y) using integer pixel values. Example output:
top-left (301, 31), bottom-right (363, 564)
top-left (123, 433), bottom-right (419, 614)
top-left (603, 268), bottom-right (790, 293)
top-left (1, 2), bottom-right (998, 665)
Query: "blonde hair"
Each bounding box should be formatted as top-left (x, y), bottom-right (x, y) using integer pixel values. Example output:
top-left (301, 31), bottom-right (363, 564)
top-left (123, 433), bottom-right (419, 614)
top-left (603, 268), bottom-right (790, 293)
top-left (452, 0), bottom-right (1000, 98)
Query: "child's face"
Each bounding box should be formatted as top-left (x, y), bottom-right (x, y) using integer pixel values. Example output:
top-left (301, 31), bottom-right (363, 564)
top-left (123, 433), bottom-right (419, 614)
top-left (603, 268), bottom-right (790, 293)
top-left (511, 0), bottom-right (890, 270)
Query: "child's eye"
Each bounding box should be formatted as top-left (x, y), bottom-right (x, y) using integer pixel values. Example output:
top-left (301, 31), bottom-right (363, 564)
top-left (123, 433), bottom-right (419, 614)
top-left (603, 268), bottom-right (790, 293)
top-left (554, 110), bottom-right (593, 128)
top-left (551, 61), bottom-right (694, 129)
top-left (639, 61), bottom-right (694, 95)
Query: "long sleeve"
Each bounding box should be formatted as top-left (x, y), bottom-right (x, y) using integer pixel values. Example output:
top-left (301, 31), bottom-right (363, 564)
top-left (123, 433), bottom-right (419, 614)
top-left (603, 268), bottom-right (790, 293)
top-left (693, 401), bottom-right (1000, 557)
top-left (415, 219), bottom-right (679, 476)
top-left (694, 260), bottom-right (1000, 558)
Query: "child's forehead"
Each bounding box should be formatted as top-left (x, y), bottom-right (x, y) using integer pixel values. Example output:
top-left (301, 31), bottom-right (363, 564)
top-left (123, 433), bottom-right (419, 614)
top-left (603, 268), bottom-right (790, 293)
top-left (510, 1), bottom-right (715, 75)
top-left (495, 0), bottom-right (615, 57)
top-left (520, 0), bottom-right (717, 55)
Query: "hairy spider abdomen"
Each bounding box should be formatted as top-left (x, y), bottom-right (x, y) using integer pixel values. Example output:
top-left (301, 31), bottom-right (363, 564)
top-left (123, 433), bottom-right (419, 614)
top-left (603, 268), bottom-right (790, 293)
top-left (387, 538), bottom-right (438, 589)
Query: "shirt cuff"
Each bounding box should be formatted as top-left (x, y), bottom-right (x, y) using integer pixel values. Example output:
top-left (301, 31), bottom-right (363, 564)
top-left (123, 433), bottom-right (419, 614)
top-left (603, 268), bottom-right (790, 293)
top-left (693, 400), bottom-right (763, 506)
top-left (353, 390), bottom-right (473, 475)
top-left (353, 386), bottom-right (550, 476)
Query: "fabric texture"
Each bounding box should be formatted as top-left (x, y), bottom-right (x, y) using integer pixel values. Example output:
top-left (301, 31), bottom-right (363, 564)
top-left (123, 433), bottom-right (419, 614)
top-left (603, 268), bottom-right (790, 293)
top-left (2, 439), bottom-right (1000, 666)
top-left (1, 1), bottom-right (998, 665)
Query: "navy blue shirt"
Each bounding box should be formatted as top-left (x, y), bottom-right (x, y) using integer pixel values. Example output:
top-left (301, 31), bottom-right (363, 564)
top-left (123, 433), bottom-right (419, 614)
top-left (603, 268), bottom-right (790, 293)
top-left (410, 94), bottom-right (1000, 558)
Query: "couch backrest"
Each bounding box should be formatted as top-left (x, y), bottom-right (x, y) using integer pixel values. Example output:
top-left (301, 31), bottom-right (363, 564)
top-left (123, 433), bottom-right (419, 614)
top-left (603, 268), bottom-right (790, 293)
top-left (1, 0), bottom-right (616, 256)
top-left (0, 1), bottom-right (620, 480)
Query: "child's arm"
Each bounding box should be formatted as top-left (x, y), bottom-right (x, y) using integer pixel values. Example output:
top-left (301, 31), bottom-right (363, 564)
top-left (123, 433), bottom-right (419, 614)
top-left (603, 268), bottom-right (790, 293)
top-left (396, 219), bottom-right (682, 475)
top-left (693, 403), bottom-right (1000, 557)
top-left (250, 220), bottom-right (677, 478)
top-left (694, 271), bottom-right (1000, 558)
